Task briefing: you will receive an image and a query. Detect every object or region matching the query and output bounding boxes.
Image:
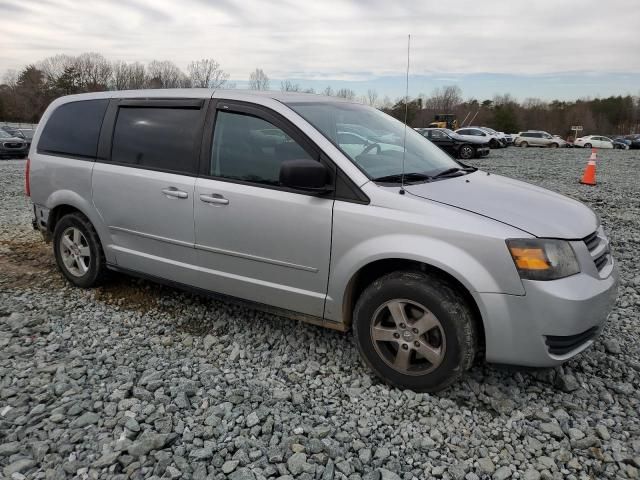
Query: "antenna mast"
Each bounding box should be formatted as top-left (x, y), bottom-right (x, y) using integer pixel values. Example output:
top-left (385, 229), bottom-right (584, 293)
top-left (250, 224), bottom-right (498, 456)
top-left (400, 34), bottom-right (411, 193)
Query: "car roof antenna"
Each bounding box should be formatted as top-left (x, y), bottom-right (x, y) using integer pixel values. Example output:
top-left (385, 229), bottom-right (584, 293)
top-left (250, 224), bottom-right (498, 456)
top-left (400, 34), bottom-right (411, 195)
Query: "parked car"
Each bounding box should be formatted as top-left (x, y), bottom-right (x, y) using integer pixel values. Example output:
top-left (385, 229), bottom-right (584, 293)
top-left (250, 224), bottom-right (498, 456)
top-left (477, 127), bottom-right (510, 147)
top-left (553, 135), bottom-right (571, 147)
top-left (455, 127), bottom-right (505, 148)
top-left (613, 138), bottom-right (631, 150)
top-left (1, 125), bottom-right (26, 140)
top-left (515, 131), bottom-right (567, 148)
top-left (624, 134), bottom-right (640, 149)
top-left (574, 135), bottom-right (614, 149)
top-left (28, 90), bottom-right (618, 392)
top-left (0, 129), bottom-right (28, 159)
top-left (18, 128), bottom-right (35, 148)
top-left (416, 128), bottom-right (490, 159)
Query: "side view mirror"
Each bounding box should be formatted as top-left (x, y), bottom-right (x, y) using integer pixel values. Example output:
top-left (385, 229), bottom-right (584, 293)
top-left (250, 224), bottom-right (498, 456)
top-left (279, 159), bottom-right (333, 193)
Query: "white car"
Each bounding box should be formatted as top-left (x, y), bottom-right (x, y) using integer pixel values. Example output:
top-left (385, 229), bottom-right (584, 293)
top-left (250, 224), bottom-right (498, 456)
top-left (478, 126), bottom-right (510, 146)
top-left (455, 127), bottom-right (505, 148)
top-left (574, 135), bottom-right (614, 149)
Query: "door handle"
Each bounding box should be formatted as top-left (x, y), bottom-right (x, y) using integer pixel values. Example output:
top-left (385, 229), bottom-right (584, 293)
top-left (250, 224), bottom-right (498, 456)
top-left (199, 193), bottom-right (229, 205)
top-left (161, 187), bottom-right (188, 199)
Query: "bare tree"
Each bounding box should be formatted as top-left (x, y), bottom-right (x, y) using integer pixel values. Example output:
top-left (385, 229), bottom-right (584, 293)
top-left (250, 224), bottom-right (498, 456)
top-left (380, 95), bottom-right (393, 109)
top-left (146, 60), bottom-right (189, 88)
top-left (188, 59), bottom-right (229, 88)
top-left (111, 61), bottom-right (129, 90)
top-left (128, 62), bottom-right (146, 89)
top-left (303, 87), bottom-right (315, 94)
top-left (38, 54), bottom-right (77, 84)
top-left (280, 80), bottom-right (300, 92)
top-left (335, 88), bottom-right (356, 100)
top-left (75, 53), bottom-right (112, 91)
top-left (366, 89), bottom-right (379, 107)
top-left (322, 86), bottom-right (334, 96)
top-left (2, 70), bottom-right (18, 88)
top-left (111, 61), bottom-right (146, 90)
top-left (248, 68), bottom-right (270, 90)
top-left (424, 85), bottom-right (462, 112)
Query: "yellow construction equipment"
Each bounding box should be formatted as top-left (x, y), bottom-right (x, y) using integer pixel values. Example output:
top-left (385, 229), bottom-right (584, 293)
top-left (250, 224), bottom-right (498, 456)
top-left (428, 114), bottom-right (458, 130)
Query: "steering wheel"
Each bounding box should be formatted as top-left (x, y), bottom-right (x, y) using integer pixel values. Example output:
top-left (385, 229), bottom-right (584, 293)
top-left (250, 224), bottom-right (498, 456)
top-left (361, 142), bottom-right (381, 155)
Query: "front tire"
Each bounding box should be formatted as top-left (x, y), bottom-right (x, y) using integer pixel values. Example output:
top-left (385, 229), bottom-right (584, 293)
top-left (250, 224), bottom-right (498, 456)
top-left (458, 144), bottom-right (475, 160)
top-left (53, 212), bottom-right (107, 288)
top-left (549, 143), bottom-right (559, 148)
top-left (520, 141), bottom-right (529, 148)
top-left (584, 143), bottom-right (592, 149)
top-left (353, 271), bottom-right (477, 392)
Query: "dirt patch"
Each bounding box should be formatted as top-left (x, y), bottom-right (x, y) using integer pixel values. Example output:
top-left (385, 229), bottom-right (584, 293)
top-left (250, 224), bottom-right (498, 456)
top-left (0, 234), bottom-right (63, 290)
top-left (0, 230), bottom-right (181, 317)
top-left (92, 277), bottom-right (178, 314)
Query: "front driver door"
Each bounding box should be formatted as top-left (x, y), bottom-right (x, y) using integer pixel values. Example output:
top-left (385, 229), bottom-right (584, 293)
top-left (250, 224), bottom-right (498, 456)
top-left (193, 101), bottom-right (334, 317)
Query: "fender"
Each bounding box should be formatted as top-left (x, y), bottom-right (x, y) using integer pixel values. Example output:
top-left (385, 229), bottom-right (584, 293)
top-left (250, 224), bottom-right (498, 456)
top-left (324, 233), bottom-right (525, 323)
top-left (45, 188), bottom-right (117, 265)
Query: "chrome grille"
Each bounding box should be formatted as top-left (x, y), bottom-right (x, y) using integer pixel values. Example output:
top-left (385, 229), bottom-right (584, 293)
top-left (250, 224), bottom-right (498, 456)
top-left (3, 142), bottom-right (25, 149)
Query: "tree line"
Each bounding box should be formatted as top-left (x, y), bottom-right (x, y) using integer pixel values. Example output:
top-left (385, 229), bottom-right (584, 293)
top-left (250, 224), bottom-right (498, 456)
top-left (1, 53), bottom-right (638, 136)
top-left (385, 86), bottom-right (640, 136)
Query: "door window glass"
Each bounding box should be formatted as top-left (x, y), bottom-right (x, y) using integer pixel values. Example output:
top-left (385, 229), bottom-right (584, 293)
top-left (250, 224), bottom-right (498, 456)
top-left (211, 111), bottom-right (314, 186)
top-left (111, 107), bottom-right (201, 174)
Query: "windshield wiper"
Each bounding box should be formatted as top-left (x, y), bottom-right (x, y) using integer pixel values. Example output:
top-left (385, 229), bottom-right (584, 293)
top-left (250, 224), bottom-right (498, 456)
top-left (431, 166), bottom-right (476, 179)
top-left (373, 172), bottom-right (432, 183)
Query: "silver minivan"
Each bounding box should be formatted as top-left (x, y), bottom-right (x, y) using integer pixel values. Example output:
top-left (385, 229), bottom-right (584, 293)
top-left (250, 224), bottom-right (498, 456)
top-left (515, 131), bottom-right (567, 148)
top-left (27, 89), bottom-right (618, 391)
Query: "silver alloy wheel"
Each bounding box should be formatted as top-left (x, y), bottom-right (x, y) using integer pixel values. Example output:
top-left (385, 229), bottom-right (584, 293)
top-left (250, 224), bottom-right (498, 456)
top-left (370, 299), bottom-right (446, 375)
top-left (460, 145), bottom-right (474, 159)
top-left (59, 227), bottom-right (91, 277)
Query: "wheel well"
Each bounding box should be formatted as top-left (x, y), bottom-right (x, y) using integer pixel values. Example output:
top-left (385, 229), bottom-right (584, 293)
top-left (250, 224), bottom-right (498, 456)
top-left (48, 205), bottom-right (83, 233)
top-left (342, 259), bottom-right (485, 351)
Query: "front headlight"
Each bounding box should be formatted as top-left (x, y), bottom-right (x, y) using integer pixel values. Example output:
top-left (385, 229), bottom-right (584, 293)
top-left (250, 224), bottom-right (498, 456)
top-left (506, 239), bottom-right (580, 281)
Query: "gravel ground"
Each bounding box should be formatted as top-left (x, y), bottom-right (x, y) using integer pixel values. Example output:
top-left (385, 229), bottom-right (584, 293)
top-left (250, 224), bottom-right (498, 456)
top-left (1, 148), bottom-right (639, 480)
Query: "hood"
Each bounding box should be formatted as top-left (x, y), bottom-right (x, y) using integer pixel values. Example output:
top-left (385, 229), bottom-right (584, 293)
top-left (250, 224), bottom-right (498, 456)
top-left (1, 136), bottom-right (25, 143)
top-left (405, 171), bottom-right (597, 238)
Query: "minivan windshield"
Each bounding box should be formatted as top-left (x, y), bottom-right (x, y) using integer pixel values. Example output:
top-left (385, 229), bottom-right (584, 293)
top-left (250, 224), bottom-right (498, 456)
top-left (287, 101), bottom-right (462, 182)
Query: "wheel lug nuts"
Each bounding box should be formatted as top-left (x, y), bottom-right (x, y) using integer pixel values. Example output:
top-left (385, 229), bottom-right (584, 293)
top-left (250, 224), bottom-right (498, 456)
top-left (400, 323), bottom-right (406, 329)
top-left (402, 344), bottom-right (409, 350)
top-left (412, 328), bottom-right (418, 334)
top-left (393, 333), bottom-right (400, 339)
top-left (414, 341), bottom-right (420, 347)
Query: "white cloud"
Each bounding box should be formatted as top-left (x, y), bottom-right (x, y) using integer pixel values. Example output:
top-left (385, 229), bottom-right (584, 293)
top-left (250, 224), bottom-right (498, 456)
top-left (1, 0), bottom-right (639, 80)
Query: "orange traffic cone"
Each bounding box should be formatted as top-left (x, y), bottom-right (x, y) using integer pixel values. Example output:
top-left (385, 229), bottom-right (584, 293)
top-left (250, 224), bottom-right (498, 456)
top-left (580, 148), bottom-right (597, 185)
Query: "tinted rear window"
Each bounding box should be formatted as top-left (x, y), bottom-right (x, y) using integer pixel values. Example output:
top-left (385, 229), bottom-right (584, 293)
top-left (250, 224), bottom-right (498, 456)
top-left (111, 107), bottom-right (202, 174)
top-left (38, 99), bottom-right (109, 158)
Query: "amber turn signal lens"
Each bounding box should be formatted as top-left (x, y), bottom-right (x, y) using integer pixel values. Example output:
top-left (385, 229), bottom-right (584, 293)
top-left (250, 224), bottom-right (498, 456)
top-left (509, 247), bottom-right (550, 270)
top-left (506, 239), bottom-right (580, 281)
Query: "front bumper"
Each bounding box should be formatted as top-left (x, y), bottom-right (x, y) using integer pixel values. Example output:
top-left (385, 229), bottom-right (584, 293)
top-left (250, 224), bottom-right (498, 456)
top-left (475, 242), bottom-right (619, 367)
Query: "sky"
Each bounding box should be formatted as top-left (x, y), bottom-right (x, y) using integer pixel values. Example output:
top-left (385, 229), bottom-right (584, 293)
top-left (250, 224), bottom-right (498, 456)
top-left (1, 0), bottom-right (639, 101)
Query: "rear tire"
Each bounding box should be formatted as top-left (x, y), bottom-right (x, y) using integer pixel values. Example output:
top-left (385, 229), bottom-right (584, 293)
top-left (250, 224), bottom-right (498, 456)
top-left (458, 144), bottom-right (475, 160)
top-left (53, 212), bottom-right (107, 288)
top-left (353, 271), bottom-right (477, 392)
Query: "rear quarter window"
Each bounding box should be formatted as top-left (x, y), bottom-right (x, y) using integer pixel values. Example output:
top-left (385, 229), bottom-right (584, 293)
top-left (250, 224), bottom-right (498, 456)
top-left (38, 99), bottom-right (109, 158)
